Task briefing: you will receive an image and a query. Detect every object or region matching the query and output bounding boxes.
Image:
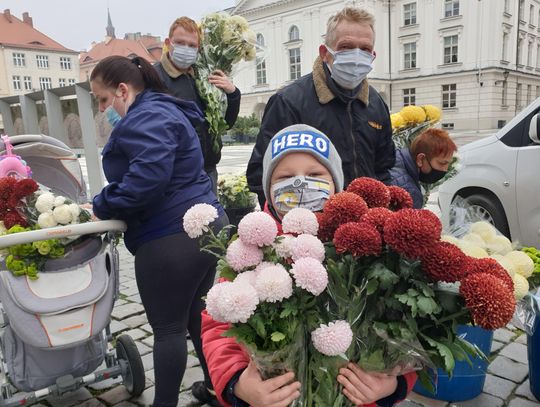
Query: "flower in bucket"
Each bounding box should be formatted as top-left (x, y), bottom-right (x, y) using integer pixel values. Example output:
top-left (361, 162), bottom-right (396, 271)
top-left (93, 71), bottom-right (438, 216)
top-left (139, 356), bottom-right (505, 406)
top-left (217, 174), bottom-right (256, 209)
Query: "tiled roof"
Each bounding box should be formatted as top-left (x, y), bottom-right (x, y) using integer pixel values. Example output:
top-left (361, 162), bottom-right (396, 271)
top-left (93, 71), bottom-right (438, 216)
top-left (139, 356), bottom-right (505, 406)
top-left (0, 10), bottom-right (75, 53)
top-left (79, 37), bottom-right (160, 66)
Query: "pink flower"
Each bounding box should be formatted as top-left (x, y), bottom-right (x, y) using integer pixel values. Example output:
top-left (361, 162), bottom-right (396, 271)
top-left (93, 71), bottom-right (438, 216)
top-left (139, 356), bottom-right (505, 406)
top-left (255, 264), bottom-right (293, 303)
top-left (226, 239), bottom-right (264, 272)
top-left (273, 234), bottom-right (295, 259)
top-left (290, 257), bottom-right (328, 295)
top-left (183, 203), bottom-right (218, 238)
top-left (234, 269), bottom-right (259, 287)
top-left (205, 282), bottom-right (231, 322)
top-left (290, 234), bottom-right (325, 262)
top-left (219, 281), bottom-right (260, 323)
top-left (311, 320), bottom-right (353, 356)
top-left (282, 208), bottom-right (319, 236)
top-left (238, 211), bottom-right (278, 247)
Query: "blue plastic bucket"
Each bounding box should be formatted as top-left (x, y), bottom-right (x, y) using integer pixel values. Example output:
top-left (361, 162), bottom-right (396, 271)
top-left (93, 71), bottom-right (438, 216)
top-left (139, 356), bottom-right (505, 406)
top-left (413, 325), bottom-right (493, 401)
top-left (527, 317), bottom-right (540, 401)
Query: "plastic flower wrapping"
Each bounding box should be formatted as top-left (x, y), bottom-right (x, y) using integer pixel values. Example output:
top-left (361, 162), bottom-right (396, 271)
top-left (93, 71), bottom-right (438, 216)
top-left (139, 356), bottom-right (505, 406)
top-left (217, 173), bottom-right (257, 209)
top-left (196, 12), bottom-right (257, 153)
top-left (0, 176), bottom-right (91, 279)
top-left (183, 178), bottom-right (517, 405)
top-left (391, 104), bottom-right (460, 205)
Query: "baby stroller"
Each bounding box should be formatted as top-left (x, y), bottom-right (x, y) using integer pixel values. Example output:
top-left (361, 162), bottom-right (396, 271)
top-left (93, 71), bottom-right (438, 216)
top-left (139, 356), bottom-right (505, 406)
top-left (0, 135), bottom-right (145, 407)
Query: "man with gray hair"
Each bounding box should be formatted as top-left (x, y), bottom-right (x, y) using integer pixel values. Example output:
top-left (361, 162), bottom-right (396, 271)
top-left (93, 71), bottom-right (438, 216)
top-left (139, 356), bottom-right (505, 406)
top-left (247, 7), bottom-right (396, 207)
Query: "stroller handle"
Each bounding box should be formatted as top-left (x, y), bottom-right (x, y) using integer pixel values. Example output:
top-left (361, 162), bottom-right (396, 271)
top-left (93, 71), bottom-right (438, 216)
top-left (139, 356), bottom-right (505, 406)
top-left (0, 220), bottom-right (127, 249)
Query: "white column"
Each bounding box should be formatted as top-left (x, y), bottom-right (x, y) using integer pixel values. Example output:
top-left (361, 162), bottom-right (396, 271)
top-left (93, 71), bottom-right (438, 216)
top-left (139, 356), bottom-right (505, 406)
top-left (0, 101), bottom-right (15, 135)
top-left (19, 95), bottom-right (39, 134)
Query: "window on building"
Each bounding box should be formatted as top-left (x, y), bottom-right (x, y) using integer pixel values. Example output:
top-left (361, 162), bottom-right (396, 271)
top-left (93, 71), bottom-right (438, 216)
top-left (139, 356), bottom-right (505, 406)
top-left (517, 37), bottom-right (523, 64)
top-left (404, 3), bottom-right (417, 25)
top-left (442, 84), bottom-right (457, 108)
top-left (256, 57), bottom-right (267, 85)
top-left (256, 33), bottom-right (265, 48)
top-left (531, 5), bottom-right (535, 24)
top-left (504, 0), bottom-right (510, 13)
top-left (12, 75), bottom-right (21, 91)
top-left (443, 35), bottom-right (459, 64)
top-left (528, 41), bottom-right (533, 66)
top-left (59, 78), bottom-right (66, 87)
top-left (60, 57), bottom-right (72, 70)
top-left (527, 84), bottom-right (533, 103)
top-left (517, 83), bottom-right (523, 108)
top-left (444, 0), bottom-right (459, 17)
top-left (404, 42), bottom-right (417, 69)
top-left (403, 88), bottom-right (416, 106)
top-left (68, 78), bottom-right (76, 85)
top-left (39, 77), bottom-right (52, 90)
top-left (520, 0), bottom-right (525, 20)
top-left (288, 25), bottom-right (300, 41)
top-left (23, 76), bottom-right (32, 90)
top-left (502, 81), bottom-right (508, 106)
top-left (12, 52), bottom-right (25, 67)
top-left (289, 48), bottom-right (301, 80)
top-left (502, 32), bottom-right (509, 61)
top-left (36, 55), bottom-right (49, 69)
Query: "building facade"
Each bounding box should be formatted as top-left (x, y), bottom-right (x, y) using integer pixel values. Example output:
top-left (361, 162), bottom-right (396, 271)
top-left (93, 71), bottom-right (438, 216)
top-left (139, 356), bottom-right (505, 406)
top-left (232, 0), bottom-right (540, 131)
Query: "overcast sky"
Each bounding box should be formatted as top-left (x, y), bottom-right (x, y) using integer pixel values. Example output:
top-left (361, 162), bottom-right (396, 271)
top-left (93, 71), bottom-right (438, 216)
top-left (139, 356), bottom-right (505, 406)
top-left (4, 0), bottom-right (237, 51)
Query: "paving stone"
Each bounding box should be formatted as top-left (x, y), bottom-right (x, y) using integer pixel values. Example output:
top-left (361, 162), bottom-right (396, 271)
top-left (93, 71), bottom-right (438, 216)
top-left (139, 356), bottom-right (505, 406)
top-left (491, 340), bottom-right (505, 353)
top-left (111, 303), bottom-right (145, 320)
top-left (72, 399), bottom-right (105, 407)
top-left (508, 397), bottom-right (540, 407)
top-left (115, 299), bottom-right (128, 306)
top-left (87, 375), bottom-right (122, 391)
top-left (408, 392), bottom-right (449, 407)
top-left (176, 391), bottom-right (200, 406)
top-left (515, 379), bottom-right (539, 402)
top-left (122, 314), bottom-right (148, 329)
top-left (516, 334), bottom-right (528, 345)
top-left (395, 400), bottom-right (424, 407)
top-left (187, 340), bottom-right (194, 353)
top-left (134, 340), bottom-right (152, 356)
top-left (46, 388), bottom-right (92, 407)
top-left (109, 319), bottom-right (129, 335)
top-left (499, 342), bottom-right (529, 364)
top-left (146, 369), bottom-right (155, 383)
top-left (97, 385), bottom-right (131, 405)
top-left (109, 402), bottom-right (138, 407)
top-left (142, 352), bottom-right (154, 371)
top-left (488, 355), bottom-right (530, 383)
top-left (141, 323), bottom-right (153, 333)
top-left (142, 335), bottom-right (154, 347)
top-left (186, 354), bottom-right (200, 368)
top-left (127, 294), bottom-right (142, 303)
top-left (121, 279), bottom-right (138, 290)
top-left (482, 373), bottom-right (517, 400)
top-left (180, 366), bottom-right (204, 390)
top-left (120, 285), bottom-right (140, 297)
top-left (124, 328), bottom-right (147, 341)
top-left (450, 393), bottom-right (504, 407)
top-left (134, 386), bottom-right (154, 406)
top-left (494, 328), bottom-right (515, 343)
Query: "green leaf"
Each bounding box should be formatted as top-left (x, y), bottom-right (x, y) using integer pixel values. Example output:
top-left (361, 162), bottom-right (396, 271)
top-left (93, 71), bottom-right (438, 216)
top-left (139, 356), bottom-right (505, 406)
top-left (417, 296), bottom-right (441, 317)
top-left (270, 331), bottom-right (286, 342)
top-left (366, 278), bottom-right (379, 295)
top-left (422, 335), bottom-right (455, 374)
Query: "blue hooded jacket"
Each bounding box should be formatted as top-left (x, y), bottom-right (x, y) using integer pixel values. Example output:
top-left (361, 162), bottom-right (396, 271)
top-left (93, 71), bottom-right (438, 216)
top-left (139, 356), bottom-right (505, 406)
top-left (93, 90), bottom-right (223, 254)
top-left (389, 148), bottom-right (423, 209)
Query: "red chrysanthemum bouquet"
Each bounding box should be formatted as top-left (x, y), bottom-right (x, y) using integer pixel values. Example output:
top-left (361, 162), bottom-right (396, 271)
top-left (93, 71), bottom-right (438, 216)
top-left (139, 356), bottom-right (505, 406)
top-left (314, 177), bottom-right (516, 394)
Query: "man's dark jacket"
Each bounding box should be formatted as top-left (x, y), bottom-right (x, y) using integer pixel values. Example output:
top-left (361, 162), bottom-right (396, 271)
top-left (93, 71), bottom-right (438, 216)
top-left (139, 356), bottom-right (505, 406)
top-left (154, 60), bottom-right (241, 172)
top-left (246, 57), bottom-right (395, 204)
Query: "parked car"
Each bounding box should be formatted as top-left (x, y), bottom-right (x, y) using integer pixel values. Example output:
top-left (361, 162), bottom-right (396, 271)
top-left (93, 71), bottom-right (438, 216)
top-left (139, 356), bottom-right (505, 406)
top-left (438, 100), bottom-right (540, 248)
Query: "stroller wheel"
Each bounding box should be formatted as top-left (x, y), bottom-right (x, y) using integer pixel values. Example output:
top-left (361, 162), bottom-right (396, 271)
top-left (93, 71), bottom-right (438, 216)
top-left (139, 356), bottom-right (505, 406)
top-left (115, 335), bottom-right (145, 397)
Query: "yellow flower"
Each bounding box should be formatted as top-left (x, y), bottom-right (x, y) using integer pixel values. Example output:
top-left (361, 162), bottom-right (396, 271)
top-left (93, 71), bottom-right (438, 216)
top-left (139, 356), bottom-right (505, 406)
top-left (390, 113), bottom-right (405, 129)
top-left (229, 15), bottom-right (249, 32)
top-left (422, 105), bottom-right (442, 123)
top-left (399, 105), bottom-right (427, 125)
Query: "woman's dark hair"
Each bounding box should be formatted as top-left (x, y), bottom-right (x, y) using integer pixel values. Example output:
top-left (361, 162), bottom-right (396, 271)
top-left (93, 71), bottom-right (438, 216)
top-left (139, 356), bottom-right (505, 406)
top-left (90, 55), bottom-right (166, 93)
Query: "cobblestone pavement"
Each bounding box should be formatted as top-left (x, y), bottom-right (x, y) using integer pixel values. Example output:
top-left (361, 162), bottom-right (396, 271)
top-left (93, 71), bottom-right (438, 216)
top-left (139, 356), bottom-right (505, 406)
top-left (25, 135), bottom-right (540, 406)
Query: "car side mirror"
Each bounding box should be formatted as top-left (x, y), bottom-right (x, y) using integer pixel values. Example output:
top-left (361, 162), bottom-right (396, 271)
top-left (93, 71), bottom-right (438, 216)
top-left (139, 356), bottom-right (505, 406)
top-left (529, 113), bottom-right (540, 144)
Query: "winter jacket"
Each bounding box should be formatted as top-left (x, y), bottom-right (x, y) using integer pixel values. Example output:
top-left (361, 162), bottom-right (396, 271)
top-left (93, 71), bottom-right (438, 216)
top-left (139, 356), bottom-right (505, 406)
top-left (389, 148), bottom-right (423, 209)
top-left (92, 90), bottom-right (222, 254)
top-left (201, 206), bottom-right (416, 407)
top-left (246, 57), bottom-right (395, 206)
top-left (154, 55), bottom-right (241, 172)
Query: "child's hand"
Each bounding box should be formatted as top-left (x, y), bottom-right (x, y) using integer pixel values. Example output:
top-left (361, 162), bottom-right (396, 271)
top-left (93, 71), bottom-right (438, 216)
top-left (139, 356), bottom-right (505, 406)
top-left (337, 363), bottom-right (398, 405)
top-left (234, 361), bottom-right (301, 407)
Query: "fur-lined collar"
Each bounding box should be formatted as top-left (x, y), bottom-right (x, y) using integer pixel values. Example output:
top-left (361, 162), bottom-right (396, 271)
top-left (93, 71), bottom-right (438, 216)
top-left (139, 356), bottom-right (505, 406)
top-left (312, 56), bottom-right (369, 106)
top-left (160, 51), bottom-right (194, 79)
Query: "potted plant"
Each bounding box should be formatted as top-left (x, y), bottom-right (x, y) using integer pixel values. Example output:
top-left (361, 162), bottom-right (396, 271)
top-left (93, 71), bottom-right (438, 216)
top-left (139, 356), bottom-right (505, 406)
top-left (217, 174), bottom-right (256, 227)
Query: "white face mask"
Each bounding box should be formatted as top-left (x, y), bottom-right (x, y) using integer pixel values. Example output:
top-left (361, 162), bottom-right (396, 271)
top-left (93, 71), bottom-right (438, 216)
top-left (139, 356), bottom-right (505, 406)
top-left (272, 175), bottom-right (331, 213)
top-left (326, 47), bottom-right (375, 90)
top-left (170, 44), bottom-right (198, 69)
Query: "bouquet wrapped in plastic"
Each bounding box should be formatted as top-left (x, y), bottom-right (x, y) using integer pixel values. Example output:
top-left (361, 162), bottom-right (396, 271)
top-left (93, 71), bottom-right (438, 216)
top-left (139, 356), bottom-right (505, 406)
top-left (196, 12), bottom-right (257, 153)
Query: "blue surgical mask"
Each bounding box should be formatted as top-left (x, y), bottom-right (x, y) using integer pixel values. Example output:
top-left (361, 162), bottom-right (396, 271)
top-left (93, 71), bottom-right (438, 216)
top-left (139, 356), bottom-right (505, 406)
top-left (170, 44), bottom-right (198, 69)
top-left (272, 175), bottom-right (331, 213)
top-left (326, 47), bottom-right (375, 90)
top-left (104, 96), bottom-right (121, 127)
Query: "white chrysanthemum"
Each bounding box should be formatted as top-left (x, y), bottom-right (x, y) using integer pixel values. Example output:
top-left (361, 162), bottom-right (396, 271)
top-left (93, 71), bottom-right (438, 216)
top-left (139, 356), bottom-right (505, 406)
top-left (458, 242), bottom-right (488, 258)
top-left (311, 320), bottom-right (353, 356)
top-left (54, 196), bottom-right (66, 207)
top-left (273, 235), bottom-right (295, 259)
top-left (505, 251), bottom-right (534, 278)
top-left (290, 234), bottom-right (325, 262)
top-left (205, 282), bottom-right (230, 322)
top-left (37, 212), bottom-right (57, 228)
top-left (513, 273), bottom-right (529, 299)
top-left (182, 204), bottom-right (218, 239)
top-left (35, 192), bottom-right (55, 213)
top-left (491, 254), bottom-right (516, 277)
top-left (485, 235), bottom-right (513, 255)
top-left (291, 257), bottom-right (328, 295)
top-left (234, 269), bottom-right (259, 287)
top-left (282, 208), bottom-right (319, 236)
top-left (461, 233), bottom-right (486, 249)
top-left (470, 221), bottom-right (497, 241)
top-left (0, 221), bottom-right (7, 235)
top-left (441, 234), bottom-right (460, 245)
top-left (206, 281), bottom-right (259, 323)
top-left (53, 204), bottom-right (74, 224)
top-left (254, 264), bottom-right (293, 303)
top-left (68, 203), bottom-right (81, 219)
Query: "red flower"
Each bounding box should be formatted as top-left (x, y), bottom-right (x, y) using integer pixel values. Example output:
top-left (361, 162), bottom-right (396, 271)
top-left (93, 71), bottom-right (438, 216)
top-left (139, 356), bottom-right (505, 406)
top-left (460, 272), bottom-right (516, 330)
top-left (383, 209), bottom-right (441, 258)
top-left (8, 178), bottom-right (39, 207)
top-left (464, 257), bottom-right (514, 292)
top-left (360, 207), bottom-right (393, 234)
top-left (421, 241), bottom-right (471, 282)
top-left (322, 192), bottom-right (368, 229)
top-left (3, 211), bottom-right (27, 229)
top-left (387, 186), bottom-right (413, 211)
top-left (346, 177), bottom-right (391, 208)
top-left (333, 222), bottom-right (382, 257)
top-left (0, 177), bottom-right (17, 201)
top-left (316, 212), bottom-right (335, 243)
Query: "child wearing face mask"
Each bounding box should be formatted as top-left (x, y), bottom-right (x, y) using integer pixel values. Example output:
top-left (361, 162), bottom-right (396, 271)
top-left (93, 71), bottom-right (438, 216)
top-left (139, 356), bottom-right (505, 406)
top-left (201, 124), bottom-right (416, 407)
top-left (390, 128), bottom-right (457, 209)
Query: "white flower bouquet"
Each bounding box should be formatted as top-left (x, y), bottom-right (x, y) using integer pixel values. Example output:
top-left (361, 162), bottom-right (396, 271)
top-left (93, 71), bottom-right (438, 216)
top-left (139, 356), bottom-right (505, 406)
top-left (196, 12), bottom-right (257, 153)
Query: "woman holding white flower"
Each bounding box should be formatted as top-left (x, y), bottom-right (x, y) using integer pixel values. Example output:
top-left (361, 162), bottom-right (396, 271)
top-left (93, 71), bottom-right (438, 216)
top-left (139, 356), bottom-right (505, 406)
top-left (90, 55), bottom-right (228, 407)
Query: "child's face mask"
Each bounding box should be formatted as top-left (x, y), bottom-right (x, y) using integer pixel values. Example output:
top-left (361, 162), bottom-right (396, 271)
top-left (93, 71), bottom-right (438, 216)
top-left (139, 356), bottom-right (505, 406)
top-left (272, 175), bottom-right (331, 213)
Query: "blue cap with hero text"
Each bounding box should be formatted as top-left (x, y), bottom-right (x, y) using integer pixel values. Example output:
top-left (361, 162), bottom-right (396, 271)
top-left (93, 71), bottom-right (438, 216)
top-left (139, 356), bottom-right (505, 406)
top-left (262, 124), bottom-right (344, 201)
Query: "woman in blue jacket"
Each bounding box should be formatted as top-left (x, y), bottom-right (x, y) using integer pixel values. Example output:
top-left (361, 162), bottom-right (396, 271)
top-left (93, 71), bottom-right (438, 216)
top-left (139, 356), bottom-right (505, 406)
top-left (90, 55), bottom-right (227, 407)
